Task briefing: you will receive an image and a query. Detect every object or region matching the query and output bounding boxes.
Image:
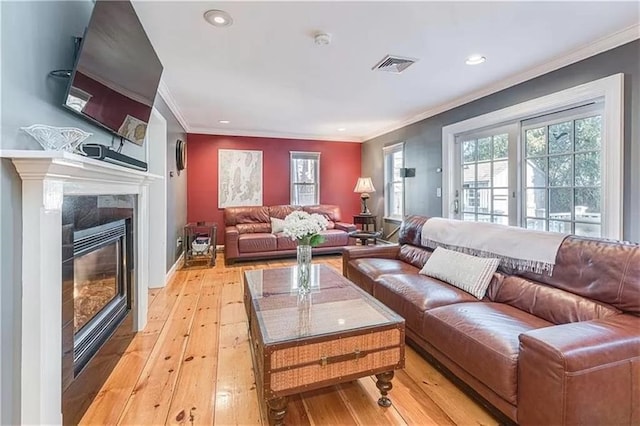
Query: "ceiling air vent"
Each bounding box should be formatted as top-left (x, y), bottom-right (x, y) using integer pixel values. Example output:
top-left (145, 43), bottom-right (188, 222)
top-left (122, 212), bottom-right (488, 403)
top-left (372, 55), bottom-right (418, 74)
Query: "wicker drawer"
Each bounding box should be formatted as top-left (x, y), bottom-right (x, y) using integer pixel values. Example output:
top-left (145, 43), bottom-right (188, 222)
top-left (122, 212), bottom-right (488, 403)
top-left (263, 326), bottom-right (403, 398)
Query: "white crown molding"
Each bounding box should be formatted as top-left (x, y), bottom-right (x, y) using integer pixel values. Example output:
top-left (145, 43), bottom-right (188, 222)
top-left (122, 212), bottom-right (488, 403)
top-left (157, 78), bottom-right (191, 133)
top-left (188, 126), bottom-right (363, 143)
top-left (363, 23), bottom-right (640, 142)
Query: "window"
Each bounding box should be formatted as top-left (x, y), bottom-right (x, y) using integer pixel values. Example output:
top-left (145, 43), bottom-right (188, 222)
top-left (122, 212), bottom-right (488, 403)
top-left (290, 152), bottom-right (320, 205)
top-left (384, 143), bottom-right (404, 219)
top-left (443, 74), bottom-right (623, 239)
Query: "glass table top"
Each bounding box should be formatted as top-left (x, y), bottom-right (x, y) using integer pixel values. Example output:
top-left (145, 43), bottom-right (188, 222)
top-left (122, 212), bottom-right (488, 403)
top-left (244, 264), bottom-right (404, 345)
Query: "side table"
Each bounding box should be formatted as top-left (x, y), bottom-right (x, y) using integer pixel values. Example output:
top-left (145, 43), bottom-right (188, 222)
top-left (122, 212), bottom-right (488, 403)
top-left (183, 222), bottom-right (217, 267)
top-left (353, 214), bottom-right (377, 232)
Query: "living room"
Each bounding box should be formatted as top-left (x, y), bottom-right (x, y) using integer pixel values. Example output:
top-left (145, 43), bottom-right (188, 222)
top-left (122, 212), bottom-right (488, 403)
top-left (1, 1), bottom-right (639, 425)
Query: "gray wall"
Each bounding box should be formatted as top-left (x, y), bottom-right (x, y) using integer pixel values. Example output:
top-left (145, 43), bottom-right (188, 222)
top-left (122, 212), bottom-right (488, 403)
top-left (363, 40), bottom-right (640, 243)
top-left (0, 1), bottom-right (187, 422)
top-left (155, 97), bottom-right (188, 271)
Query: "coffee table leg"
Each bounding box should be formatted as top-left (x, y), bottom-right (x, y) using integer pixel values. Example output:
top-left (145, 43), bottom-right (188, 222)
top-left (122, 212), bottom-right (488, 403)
top-left (267, 396), bottom-right (288, 426)
top-left (375, 371), bottom-right (395, 407)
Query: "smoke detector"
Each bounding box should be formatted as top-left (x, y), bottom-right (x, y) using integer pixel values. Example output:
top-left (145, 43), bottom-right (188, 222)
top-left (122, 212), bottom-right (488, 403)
top-left (314, 32), bottom-right (332, 46)
top-left (372, 54), bottom-right (418, 73)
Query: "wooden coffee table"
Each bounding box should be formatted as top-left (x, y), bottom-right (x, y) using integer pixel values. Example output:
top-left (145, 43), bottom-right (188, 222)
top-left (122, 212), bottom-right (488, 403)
top-left (243, 264), bottom-right (405, 425)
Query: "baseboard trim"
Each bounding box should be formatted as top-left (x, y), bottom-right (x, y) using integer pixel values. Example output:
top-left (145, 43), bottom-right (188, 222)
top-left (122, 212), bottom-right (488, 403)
top-left (166, 252), bottom-right (184, 283)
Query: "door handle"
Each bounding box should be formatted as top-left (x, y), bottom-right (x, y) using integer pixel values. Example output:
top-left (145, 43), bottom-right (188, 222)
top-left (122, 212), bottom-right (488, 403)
top-left (454, 199), bottom-right (459, 214)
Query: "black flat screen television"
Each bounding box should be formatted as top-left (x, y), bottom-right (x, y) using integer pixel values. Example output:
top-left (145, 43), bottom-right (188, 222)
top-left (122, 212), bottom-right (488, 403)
top-left (63, 0), bottom-right (163, 146)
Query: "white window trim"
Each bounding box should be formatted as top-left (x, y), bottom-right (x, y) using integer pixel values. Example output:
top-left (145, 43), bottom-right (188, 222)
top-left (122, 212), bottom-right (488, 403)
top-left (442, 73), bottom-right (624, 239)
top-left (383, 142), bottom-right (405, 220)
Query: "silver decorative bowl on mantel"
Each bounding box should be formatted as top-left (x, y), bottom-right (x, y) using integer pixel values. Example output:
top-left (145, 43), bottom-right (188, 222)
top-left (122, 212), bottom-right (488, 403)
top-left (20, 124), bottom-right (92, 154)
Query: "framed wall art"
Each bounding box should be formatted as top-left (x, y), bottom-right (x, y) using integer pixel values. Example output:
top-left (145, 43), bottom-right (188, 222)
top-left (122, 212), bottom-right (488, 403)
top-left (218, 149), bottom-right (263, 208)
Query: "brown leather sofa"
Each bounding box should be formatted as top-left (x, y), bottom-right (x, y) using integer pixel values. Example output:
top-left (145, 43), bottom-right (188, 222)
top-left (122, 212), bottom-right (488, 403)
top-left (343, 215), bottom-right (640, 425)
top-left (224, 204), bottom-right (356, 263)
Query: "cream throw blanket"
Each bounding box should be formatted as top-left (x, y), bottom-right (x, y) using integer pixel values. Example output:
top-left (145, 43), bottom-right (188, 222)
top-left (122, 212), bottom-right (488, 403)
top-left (420, 217), bottom-right (568, 274)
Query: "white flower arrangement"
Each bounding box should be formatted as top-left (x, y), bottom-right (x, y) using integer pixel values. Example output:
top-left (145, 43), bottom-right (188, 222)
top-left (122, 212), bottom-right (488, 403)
top-left (283, 211), bottom-right (329, 246)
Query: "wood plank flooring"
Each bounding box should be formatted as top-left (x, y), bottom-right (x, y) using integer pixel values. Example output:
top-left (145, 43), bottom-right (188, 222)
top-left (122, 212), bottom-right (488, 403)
top-left (63, 253), bottom-right (499, 425)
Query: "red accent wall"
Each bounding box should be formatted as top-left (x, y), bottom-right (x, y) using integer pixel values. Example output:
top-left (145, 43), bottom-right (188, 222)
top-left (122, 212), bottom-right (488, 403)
top-left (187, 134), bottom-right (362, 245)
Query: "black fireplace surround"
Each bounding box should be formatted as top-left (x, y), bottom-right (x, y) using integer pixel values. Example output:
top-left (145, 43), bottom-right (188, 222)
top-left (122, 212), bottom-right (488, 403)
top-left (61, 195), bottom-right (135, 390)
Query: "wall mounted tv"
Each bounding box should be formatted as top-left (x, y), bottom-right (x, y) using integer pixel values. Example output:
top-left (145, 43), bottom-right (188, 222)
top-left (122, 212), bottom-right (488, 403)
top-left (63, 0), bottom-right (163, 147)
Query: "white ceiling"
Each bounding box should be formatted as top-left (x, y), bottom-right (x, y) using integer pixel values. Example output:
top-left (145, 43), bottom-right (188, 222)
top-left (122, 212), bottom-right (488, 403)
top-left (133, 1), bottom-right (640, 142)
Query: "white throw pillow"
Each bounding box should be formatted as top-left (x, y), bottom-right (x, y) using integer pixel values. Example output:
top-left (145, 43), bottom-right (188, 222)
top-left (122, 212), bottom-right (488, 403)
top-left (419, 247), bottom-right (499, 299)
top-left (270, 217), bottom-right (286, 234)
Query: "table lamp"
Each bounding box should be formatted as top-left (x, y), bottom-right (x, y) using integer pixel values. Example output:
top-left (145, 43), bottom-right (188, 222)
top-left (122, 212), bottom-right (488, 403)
top-left (353, 177), bottom-right (376, 215)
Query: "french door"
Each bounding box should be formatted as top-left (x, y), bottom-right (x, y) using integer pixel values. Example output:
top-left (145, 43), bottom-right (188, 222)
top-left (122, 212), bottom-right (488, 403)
top-left (453, 124), bottom-right (518, 226)
top-left (452, 104), bottom-right (604, 237)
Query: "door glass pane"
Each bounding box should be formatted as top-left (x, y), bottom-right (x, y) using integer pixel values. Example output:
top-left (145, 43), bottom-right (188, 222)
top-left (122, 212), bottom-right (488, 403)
top-left (463, 140), bottom-right (476, 163)
top-left (575, 222), bottom-right (601, 238)
top-left (549, 155), bottom-right (572, 187)
top-left (463, 213), bottom-right (476, 221)
top-left (525, 189), bottom-right (546, 218)
top-left (463, 189), bottom-right (477, 212)
top-left (548, 121), bottom-right (572, 154)
top-left (525, 157), bottom-right (547, 187)
top-left (549, 188), bottom-right (572, 220)
top-left (492, 189), bottom-right (509, 215)
top-left (463, 164), bottom-right (477, 188)
top-left (525, 127), bottom-right (546, 156)
top-left (574, 151), bottom-right (600, 186)
top-left (575, 116), bottom-right (602, 151)
top-left (493, 134), bottom-right (508, 159)
top-left (526, 218), bottom-right (546, 231)
top-left (549, 220), bottom-right (572, 234)
top-left (476, 189), bottom-right (490, 214)
top-left (492, 161), bottom-right (508, 187)
top-left (476, 214), bottom-right (492, 223)
top-left (575, 188), bottom-right (601, 219)
top-left (477, 137), bottom-right (492, 161)
top-left (476, 163), bottom-right (491, 187)
top-left (492, 216), bottom-right (508, 226)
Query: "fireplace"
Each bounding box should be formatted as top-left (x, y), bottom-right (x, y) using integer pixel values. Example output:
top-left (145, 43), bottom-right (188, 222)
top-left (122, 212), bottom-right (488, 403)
top-left (2, 150), bottom-right (156, 424)
top-left (61, 195), bottom-right (135, 389)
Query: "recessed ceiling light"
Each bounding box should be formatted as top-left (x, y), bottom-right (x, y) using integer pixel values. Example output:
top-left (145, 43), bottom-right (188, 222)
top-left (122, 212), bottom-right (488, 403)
top-left (337, 128), bottom-right (346, 132)
top-left (465, 54), bottom-right (486, 65)
top-left (204, 10), bottom-right (233, 27)
top-left (219, 120), bottom-right (230, 124)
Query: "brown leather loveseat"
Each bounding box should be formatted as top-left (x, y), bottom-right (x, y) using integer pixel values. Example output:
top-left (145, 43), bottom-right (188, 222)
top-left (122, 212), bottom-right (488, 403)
top-left (224, 204), bottom-right (356, 263)
top-left (343, 215), bottom-right (640, 425)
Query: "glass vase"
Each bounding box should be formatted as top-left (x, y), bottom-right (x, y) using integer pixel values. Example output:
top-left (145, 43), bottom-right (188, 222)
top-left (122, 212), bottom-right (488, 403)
top-left (296, 243), bottom-right (312, 294)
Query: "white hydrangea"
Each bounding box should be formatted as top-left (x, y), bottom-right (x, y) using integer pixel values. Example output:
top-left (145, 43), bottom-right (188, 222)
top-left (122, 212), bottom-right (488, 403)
top-left (283, 211), bottom-right (329, 244)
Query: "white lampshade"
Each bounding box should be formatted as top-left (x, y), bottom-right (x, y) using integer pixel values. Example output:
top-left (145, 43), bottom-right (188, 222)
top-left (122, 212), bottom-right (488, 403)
top-left (353, 177), bottom-right (376, 193)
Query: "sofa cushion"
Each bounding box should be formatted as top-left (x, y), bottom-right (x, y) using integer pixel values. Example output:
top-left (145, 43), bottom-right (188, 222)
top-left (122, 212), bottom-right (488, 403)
top-left (236, 223), bottom-right (271, 234)
top-left (275, 233), bottom-right (297, 250)
top-left (397, 244), bottom-right (432, 269)
top-left (516, 236), bottom-right (640, 315)
top-left (487, 275), bottom-right (621, 324)
top-left (238, 233), bottom-right (277, 253)
top-left (316, 229), bottom-right (348, 247)
top-left (373, 274), bottom-right (479, 331)
top-left (303, 204), bottom-right (342, 222)
top-left (224, 206), bottom-right (270, 226)
top-left (419, 247), bottom-right (499, 299)
top-left (269, 205), bottom-right (301, 219)
top-left (348, 259), bottom-right (419, 293)
top-left (422, 302), bottom-right (552, 405)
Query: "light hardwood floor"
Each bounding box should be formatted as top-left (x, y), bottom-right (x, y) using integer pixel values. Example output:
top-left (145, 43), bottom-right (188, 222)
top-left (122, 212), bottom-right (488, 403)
top-left (63, 253), bottom-right (499, 425)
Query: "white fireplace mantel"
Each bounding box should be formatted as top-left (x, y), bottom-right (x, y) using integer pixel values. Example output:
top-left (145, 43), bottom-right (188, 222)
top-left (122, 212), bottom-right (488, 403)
top-left (0, 150), bottom-right (162, 425)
